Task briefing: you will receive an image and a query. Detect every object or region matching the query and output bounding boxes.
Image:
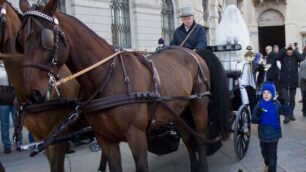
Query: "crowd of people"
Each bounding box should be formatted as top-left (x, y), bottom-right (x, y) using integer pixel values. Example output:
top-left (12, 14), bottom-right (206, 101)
top-left (169, 5), bottom-right (306, 172)
top-left (253, 43), bottom-right (306, 123)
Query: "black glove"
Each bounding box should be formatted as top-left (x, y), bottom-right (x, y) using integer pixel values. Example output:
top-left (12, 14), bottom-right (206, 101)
top-left (256, 108), bottom-right (264, 117)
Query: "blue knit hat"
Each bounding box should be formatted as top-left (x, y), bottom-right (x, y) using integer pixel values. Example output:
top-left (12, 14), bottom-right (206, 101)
top-left (261, 82), bottom-right (276, 98)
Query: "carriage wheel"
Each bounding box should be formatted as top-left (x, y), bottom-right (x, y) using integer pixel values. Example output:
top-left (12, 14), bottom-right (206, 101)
top-left (233, 104), bottom-right (251, 160)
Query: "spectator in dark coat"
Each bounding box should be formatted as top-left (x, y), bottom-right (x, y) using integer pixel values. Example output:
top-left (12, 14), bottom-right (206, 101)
top-left (277, 46), bottom-right (304, 123)
top-left (253, 52), bottom-right (265, 87)
top-left (273, 45), bottom-right (280, 55)
top-left (170, 6), bottom-right (207, 51)
top-left (294, 42), bottom-right (299, 53)
top-left (272, 45), bottom-right (281, 92)
top-left (302, 46), bottom-right (306, 59)
top-left (265, 46), bottom-right (280, 83)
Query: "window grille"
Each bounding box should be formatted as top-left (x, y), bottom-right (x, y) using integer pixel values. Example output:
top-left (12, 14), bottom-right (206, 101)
top-left (202, 0), bottom-right (209, 21)
top-left (110, 0), bottom-right (132, 49)
top-left (161, 0), bottom-right (175, 45)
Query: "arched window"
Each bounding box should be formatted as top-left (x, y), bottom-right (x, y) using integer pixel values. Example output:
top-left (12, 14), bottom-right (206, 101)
top-left (37, 0), bottom-right (66, 12)
top-left (161, 0), bottom-right (174, 45)
top-left (110, 0), bottom-right (131, 49)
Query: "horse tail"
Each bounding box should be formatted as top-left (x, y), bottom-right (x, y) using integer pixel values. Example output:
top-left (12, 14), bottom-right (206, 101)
top-left (196, 49), bottom-right (231, 140)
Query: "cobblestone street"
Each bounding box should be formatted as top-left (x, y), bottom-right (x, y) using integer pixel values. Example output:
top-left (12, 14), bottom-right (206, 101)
top-left (0, 90), bottom-right (305, 172)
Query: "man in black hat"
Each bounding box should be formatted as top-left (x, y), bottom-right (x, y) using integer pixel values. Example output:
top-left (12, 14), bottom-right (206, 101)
top-left (278, 45), bottom-right (304, 123)
top-left (170, 6), bottom-right (207, 51)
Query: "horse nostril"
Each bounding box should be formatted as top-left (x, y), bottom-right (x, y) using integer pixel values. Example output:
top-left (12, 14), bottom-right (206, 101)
top-left (30, 90), bottom-right (44, 103)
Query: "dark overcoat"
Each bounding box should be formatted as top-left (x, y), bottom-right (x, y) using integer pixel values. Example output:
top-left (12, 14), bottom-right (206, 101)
top-left (170, 21), bottom-right (207, 51)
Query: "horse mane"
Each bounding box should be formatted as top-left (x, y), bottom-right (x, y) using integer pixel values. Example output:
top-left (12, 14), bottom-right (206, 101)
top-left (4, 1), bottom-right (23, 20)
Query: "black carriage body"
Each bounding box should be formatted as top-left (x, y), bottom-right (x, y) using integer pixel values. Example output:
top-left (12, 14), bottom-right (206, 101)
top-left (147, 123), bottom-right (181, 155)
top-left (206, 44), bottom-right (255, 160)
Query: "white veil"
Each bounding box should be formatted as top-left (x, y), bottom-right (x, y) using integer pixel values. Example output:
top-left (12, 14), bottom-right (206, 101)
top-left (215, 5), bottom-right (251, 50)
top-left (215, 5), bottom-right (252, 70)
top-left (215, 5), bottom-right (256, 93)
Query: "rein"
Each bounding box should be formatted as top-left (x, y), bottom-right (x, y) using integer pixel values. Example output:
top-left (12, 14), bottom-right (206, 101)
top-left (12, 98), bottom-right (77, 147)
top-left (0, 53), bottom-right (23, 59)
top-left (55, 51), bottom-right (122, 86)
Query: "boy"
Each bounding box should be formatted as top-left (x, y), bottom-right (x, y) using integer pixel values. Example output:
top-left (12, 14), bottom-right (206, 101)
top-left (252, 82), bottom-right (282, 172)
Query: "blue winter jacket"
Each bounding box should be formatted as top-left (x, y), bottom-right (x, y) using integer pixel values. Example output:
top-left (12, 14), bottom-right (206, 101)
top-left (251, 100), bottom-right (282, 142)
top-left (170, 22), bottom-right (207, 51)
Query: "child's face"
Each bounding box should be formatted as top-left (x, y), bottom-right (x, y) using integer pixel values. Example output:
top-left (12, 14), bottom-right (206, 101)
top-left (262, 90), bottom-right (272, 101)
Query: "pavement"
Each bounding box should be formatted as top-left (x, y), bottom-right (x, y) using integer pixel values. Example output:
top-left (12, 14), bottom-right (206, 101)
top-left (0, 90), bottom-right (306, 172)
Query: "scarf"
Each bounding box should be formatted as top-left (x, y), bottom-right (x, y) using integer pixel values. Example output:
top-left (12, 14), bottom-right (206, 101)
top-left (258, 99), bottom-right (279, 130)
top-left (258, 82), bottom-right (279, 130)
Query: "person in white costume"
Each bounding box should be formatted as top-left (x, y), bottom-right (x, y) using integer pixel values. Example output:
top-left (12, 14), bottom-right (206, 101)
top-left (215, 5), bottom-right (256, 105)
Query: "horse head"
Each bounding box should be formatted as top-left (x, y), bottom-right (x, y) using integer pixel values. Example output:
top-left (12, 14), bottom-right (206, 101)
top-left (19, 0), bottom-right (70, 103)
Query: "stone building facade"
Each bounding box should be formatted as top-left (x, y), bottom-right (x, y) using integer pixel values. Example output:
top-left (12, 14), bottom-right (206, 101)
top-left (10, 0), bottom-right (226, 51)
top-left (233, 0), bottom-right (306, 54)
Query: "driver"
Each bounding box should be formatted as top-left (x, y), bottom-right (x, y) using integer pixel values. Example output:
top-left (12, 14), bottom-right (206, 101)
top-left (170, 6), bottom-right (207, 51)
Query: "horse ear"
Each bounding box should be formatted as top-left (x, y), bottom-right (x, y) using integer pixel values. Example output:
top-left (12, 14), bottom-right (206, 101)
top-left (19, 0), bottom-right (31, 13)
top-left (43, 0), bottom-right (58, 14)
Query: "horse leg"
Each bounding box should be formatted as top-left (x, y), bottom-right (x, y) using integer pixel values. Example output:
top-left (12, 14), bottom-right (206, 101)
top-left (181, 132), bottom-right (199, 172)
top-left (98, 152), bottom-right (108, 172)
top-left (190, 98), bottom-right (210, 172)
top-left (126, 125), bottom-right (148, 172)
top-left (98, 138), bottom-right (122, 172)
top-left (47, 143), bottom-right (68, 172)
top-left (196, 140), bottom-right (208, 172)
top-left (176, 113), bottom-right (199, 172)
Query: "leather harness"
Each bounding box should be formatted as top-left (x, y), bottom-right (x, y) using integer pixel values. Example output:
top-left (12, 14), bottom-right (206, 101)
top-left (16, 10), bottom-right (222, 155)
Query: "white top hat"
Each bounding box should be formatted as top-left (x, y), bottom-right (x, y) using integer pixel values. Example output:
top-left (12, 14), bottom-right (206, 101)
top-left (180, 6), bottom-right (194, 17)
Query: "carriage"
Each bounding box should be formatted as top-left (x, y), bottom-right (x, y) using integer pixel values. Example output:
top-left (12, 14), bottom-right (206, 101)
top-left (207, 44), bottom-right (257, 159)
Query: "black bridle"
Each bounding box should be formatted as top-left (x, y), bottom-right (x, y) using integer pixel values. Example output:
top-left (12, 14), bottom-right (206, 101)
top-left (21, 9), bottom-right (67, 98)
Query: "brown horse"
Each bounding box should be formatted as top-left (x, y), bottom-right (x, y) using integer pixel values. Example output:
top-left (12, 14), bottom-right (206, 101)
top-left (0, 1), bottom-right (95, 172)
top-left (18, 0), bottom-right (230, 171)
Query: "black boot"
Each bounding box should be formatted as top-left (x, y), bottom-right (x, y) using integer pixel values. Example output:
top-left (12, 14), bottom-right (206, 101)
top-left (283, 116), bottom-right (290, 124)
top-left (290, 114), bottom-right (296, 121)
